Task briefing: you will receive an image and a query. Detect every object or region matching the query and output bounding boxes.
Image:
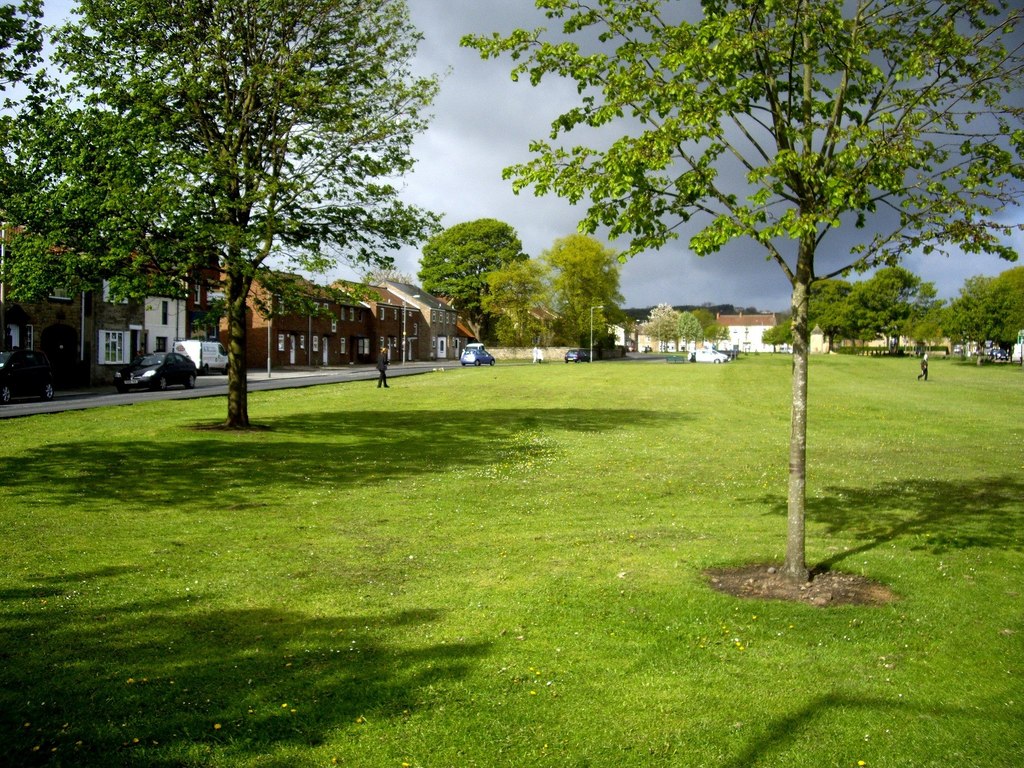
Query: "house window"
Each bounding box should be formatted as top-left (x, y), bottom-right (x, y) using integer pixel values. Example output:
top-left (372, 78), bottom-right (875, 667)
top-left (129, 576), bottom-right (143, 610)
top-left (99, 330), bottom-right (128, 364)
top-left (161, 301), bottom-right (169, 325)
top-left (155, 336), bottom-right (167, 352)
top-left (340, 337), bottom-right (347, 355)
top-left (101, 280), bottom-right (128, 304)
top-left (312, 335), bottom-right (319, 352)
top-left (277, 333), bottom-right (285, 352)
top-left (299, 334), bottom-right (305, 350)
top-left (358, 337), bottom-right (370, 356)
top-left (193, 281), bottom-right (202, 304)
top-left (24, 325), bottom-right (34, 349)
top-left (48, 287), bottom-right (72, 302)
top-left (331, 318), bottom-right (337, 332)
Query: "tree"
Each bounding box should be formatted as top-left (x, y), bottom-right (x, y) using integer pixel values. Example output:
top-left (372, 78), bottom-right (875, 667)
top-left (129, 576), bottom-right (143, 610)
top-left (762, 321), bottom-right (794, 350)
top-left (542, 233), bottom-right (623, 346)
top-left (643, 303), bottom-right (679, 351)
top-left (847, 267), bottom-right (936, 351)
top-left (7, 0), bottom-right (438, 427)
top-left (482, 257), bottom-right (550, 347)
top-left (808, 279), bottom-right (853, 352)
top-left (945, 275), bottom-right (1015, 362)
top-left (0, 0), bottom-right (43, 350)
top-left (466, 0), bottom-right (1023, 583)
top-left (676, 311), bottom-right (703, 351)
top-left (0, 1), bottom-right (42, 112)
top-left (994, 266), bottom-right (1024, 350)
top-left (418, 219), bottom-right (527, 343)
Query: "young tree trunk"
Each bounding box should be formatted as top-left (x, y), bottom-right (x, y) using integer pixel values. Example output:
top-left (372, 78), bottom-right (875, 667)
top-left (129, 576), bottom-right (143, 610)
top-left (225, 269), bottom-right (250, 429)
top-left (784, 245), bottom-right (813, 583)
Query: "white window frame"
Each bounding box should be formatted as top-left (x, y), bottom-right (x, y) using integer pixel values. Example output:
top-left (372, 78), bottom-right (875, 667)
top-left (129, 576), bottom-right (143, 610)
top-left (99, 330), bottom-right (129, 365)
top-left (277, 333), bottom-right (285, 352)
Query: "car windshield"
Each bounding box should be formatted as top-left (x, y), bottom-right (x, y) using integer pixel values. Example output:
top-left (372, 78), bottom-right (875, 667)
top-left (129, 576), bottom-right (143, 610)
top-left (134, 354), bottom-right (165, 366)
top-left (0, 351), bottom-right (11, 367)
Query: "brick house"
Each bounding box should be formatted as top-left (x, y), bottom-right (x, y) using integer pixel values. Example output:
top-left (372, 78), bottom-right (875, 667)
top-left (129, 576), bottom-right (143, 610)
top-left (377, 280), bottom-right (460, 361)
top-left (226, 274), bottom-right (377, 369)
top-left (366, 282), bottom-right (427, 364)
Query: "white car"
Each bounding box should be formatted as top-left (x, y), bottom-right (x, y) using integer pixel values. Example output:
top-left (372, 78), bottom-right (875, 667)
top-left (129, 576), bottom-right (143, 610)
top-left (692, 348), bottom-right (730, 363)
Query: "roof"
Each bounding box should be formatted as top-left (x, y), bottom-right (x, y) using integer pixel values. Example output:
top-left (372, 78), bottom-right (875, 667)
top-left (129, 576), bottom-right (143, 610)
top-left (716, 313), bottom-right (777, 327)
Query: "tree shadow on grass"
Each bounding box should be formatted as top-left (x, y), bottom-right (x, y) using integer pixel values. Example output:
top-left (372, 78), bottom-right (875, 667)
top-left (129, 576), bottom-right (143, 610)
top-left (0, 567), bottom-right (487, 766)
top-left (750, 476), bottom-right (1024, 569)
top-left (720, 689), bottom-right (1020, 768)
top-left (0, 407), bottom-right (663, 513)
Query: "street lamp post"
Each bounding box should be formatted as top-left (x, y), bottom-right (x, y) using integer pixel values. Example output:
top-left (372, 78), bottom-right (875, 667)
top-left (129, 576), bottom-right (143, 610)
top-left (590, 304), bottom-right (604, 362)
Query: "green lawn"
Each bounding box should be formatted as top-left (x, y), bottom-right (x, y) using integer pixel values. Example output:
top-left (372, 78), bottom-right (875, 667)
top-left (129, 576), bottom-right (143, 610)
top-left (1, 355), bottom-right (1021, 767)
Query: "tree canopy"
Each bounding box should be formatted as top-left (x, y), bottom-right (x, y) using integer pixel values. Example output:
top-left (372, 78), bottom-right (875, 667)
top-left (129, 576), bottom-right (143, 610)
top-left (466, 0), bottom-right (1024, 582)
top-left (6, 0), bottom-right (438, 427)
top-left (418, 218), bottom-right (527, 342)
top-left (483, 257), bottom-right (550, 347)
top-left (542, 233), bottom-right (623, 346)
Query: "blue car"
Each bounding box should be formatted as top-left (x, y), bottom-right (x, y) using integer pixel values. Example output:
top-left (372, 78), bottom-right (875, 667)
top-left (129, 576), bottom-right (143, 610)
top-left (460, 348), bottom-right (496, 366)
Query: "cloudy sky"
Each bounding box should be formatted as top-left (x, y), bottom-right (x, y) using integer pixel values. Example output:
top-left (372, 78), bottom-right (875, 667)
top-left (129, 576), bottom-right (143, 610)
top-left (44, 0), bottom-right (1021, 312)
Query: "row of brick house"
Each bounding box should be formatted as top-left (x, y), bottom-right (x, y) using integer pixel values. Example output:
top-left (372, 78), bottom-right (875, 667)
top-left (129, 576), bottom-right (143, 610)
top-left (2, 273), bottom-right (471, 389)
top-left (241, 278), bottom-right (468, 370)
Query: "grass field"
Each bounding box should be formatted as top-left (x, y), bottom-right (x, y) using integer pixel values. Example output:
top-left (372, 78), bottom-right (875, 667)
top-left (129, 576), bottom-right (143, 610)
top-left (1, 355), bottom-right (1021, 767)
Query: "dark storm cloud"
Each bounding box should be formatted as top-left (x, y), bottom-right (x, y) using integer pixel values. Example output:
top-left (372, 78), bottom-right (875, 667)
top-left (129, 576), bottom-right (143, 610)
top-left (43, 0), bottom-right (1021, 311)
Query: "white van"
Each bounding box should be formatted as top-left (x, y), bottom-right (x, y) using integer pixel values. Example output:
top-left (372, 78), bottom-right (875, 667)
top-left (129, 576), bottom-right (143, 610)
top-left (692, 347), bottom-right (730, 364)
top-left (172, 339), bottom-right (228, 374)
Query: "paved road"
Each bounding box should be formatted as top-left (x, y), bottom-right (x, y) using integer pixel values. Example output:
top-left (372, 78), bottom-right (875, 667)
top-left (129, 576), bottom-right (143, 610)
top-left (0, 360), bottom-right (464, 419)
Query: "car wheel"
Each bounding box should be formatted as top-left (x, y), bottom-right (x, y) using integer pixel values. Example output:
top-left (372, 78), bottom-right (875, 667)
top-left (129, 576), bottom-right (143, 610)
top-left (0, 385), bottom-right (11, 404)
top-left (154, 375), bottom-right (167, 391)
top-left (185, 373), bottom-right (196, 389)
top-left (489, 360), bottom-right (495, 366)
top-left (474, 360), bottom-right (481, 366)
top-left (40, 383), bottom-right (54, 401)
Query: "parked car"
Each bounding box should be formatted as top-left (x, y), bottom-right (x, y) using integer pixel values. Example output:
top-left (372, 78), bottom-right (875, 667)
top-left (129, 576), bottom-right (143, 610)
top-left (988, 347), bottom-right (1009, 362)
top-left (564, 348), bottom-right (591, 363)
top-left (0, 349), bottom-right (55, 404)
top-left (172, 339), bottom-right (228, 374)
top-left (460, 347), bottom-right (496, 366)
top-left (114, 352), bottom-right (197, 392)
top-left (691, 348), bottom-right (730, 363)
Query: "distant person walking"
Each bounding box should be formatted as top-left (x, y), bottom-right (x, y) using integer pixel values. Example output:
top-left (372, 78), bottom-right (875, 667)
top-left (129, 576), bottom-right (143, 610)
top-left (376, 346), bottom-right (390, 388)
top-left (917, 352), bottom-right (929, 381)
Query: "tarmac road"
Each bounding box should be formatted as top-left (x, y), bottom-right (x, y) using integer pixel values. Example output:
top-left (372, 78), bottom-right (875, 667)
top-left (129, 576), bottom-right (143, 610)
top-left (0, 360), bottom-right (463, 420)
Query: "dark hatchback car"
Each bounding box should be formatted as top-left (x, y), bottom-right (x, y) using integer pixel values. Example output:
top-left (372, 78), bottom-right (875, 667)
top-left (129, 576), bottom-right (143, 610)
top-left (564, 348), bottom-right (592, 363)
top-left (114, 352), bottom-right (197, 393)
top-left (0, 349), bottom-right (55, 404)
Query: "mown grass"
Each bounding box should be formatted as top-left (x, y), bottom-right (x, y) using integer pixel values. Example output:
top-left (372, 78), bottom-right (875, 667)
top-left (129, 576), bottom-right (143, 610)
top-left (0, 355), bottom-right (1021, 767)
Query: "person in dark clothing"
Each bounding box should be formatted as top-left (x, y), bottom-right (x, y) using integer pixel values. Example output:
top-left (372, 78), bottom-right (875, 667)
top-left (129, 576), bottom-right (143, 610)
top-left (376, 346), bottom-right (390, 388)
top-left (917, 352), bottom-right (929, 381)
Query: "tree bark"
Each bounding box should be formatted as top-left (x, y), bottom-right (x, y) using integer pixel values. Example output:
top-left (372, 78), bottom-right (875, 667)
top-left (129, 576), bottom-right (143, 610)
top-left (225, 268), bottom-right (250, 429)
top-left (784, 244), bottom-right (813, 583)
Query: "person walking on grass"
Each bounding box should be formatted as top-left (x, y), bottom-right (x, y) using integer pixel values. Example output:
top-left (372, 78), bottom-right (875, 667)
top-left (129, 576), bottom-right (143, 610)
top-left (918, 352), bottom-right (929, 381)
top-left (376, 346), bottom-right (390, 388)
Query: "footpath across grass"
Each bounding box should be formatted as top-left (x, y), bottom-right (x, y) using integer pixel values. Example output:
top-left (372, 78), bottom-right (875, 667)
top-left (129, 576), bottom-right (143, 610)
top-left (0, 355), bottom-right (1021, 767)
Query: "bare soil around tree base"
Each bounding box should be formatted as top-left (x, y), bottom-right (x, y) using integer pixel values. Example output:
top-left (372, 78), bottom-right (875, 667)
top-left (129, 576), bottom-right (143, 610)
top-left (704, 564), bottom-right (899, 607)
